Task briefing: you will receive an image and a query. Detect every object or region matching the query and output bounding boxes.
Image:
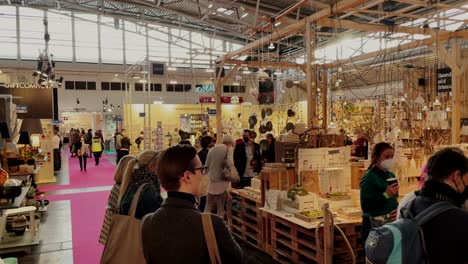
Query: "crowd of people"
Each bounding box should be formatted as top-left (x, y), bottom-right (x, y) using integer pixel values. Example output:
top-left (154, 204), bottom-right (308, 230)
top-left (95, 127), bottom-right (467, 264)
top-left (64, 128), bottom-right (104, 171)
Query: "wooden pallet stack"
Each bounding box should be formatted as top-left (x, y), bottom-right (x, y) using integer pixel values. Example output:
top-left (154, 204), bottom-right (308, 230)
top-left (268, 214), bottom-right (321, 264)
top-left (226, 189), bottom-right (264, 250)
top-left (266, 214), bottom-right (364, 264)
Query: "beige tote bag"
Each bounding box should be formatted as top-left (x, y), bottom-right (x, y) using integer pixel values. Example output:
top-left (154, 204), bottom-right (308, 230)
top-left (201, 213), bottom-right (222, 264)
top-left (101, 183), bottom-right (148, 264)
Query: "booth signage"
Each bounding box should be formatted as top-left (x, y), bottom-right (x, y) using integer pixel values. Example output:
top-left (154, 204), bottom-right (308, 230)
top-left (2, 83), bottom-right (50, 89)
top-left (207, 109), bottom-right (216, 115)
top-left (16, 105), bottom-right (28, 113)
top-left (198, 96), bottom-right (244, 104)
top-left (139, 112), bottom-right (146, 117)
top-left (436, 67), bottom-right (452, 93)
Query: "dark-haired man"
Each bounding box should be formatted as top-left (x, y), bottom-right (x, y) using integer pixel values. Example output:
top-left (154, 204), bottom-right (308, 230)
top-left (141, 145), bottom-right (242, 264)
top-left (234, 129), bottom-right (262, 188)
top-left (409, 147), bottom-right (468, 263)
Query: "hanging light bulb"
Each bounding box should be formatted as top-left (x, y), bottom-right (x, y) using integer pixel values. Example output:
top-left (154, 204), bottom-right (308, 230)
top-left (422, 105), bottom-right (429, 111)
top-left (433, 98), bottom-right (441, 106)
top-left (268, 43), bottom-right (275, 50)
top-left (445, 106), bottom-right (451, 112)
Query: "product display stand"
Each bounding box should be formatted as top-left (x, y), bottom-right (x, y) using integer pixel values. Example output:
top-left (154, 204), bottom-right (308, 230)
top-left (154, 122), bottom-right (164, 151)
top-left (0, 187), bottom-right (40, 254)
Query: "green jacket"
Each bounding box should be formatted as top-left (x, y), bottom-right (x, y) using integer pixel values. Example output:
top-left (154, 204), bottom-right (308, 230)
top-left (360, 166), bottom-right (398, 217)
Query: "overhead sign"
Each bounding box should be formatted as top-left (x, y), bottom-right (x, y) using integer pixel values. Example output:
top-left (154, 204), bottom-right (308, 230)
top-left (436, 67), bottom-right (452, 93)
top-left (139, 112), bottom-right (146, 117)
top-left (152, 63), bottom-right (165, 75)
top-left (199, 96), bottom-right (244, 104)
top-left (2, 83), bottom-right (50, 89)
top-left (207, 109), bottom-right (216, 115)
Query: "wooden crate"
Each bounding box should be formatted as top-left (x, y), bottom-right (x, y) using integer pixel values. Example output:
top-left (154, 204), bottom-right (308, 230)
top-left (260, 165), bottom-right (296, 206)
top-left (226, 189), bottom-right (265, 250)
top-left (266, 213), bottom-right (364, 264)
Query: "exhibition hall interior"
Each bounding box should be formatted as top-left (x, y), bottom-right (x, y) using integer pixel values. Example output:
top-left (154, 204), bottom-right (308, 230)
top-left (0, 0), bottom-right (468, 263)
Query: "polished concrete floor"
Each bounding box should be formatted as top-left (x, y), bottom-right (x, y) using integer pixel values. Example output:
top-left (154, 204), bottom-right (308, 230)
top-left (12, 152), bottom-right (112, 264)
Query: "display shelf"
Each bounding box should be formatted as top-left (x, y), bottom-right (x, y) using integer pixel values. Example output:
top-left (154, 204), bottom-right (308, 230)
top-left (262, 208), bottom-right (364, 264)
top-left (0, 230), bottom-right (40, 254)
top-left (226, 189), bottom-right (264, 250)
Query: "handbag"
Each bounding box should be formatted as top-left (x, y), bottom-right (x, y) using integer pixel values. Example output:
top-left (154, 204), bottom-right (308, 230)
top-left (222, 148), bottom-right (239, 183)
top-left (100, 183), bottom-right (148, 264)
top-left (201, 213), bottom-right (222, 264)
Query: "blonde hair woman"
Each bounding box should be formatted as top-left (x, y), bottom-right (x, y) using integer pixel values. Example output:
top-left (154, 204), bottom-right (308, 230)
top-left (119, 150), bottom-right (163, 219)
top-left (99, 155), bottom-right (136, 245)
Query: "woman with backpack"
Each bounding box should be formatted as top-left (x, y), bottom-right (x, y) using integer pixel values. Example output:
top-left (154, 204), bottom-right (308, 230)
top-left (360, 142), bottom-right (399, 241)
top-left (92, 132), bottom-right (104, 166)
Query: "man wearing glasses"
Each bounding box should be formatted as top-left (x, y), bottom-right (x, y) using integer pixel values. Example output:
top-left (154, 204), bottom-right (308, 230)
top-left (142, 145), bottom-right (242, 264)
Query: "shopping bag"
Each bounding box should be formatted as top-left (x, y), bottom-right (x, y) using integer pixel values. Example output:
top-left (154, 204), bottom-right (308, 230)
top-left (100, 183), bottom-right (147, 264)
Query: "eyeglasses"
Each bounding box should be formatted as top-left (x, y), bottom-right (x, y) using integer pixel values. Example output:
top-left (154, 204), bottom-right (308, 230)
top-left (192, 165), bottom-right (208, 175)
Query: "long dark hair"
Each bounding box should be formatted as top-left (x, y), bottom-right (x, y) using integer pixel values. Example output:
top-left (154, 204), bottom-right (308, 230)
top-left (368, 142), bottom-right (393, 170)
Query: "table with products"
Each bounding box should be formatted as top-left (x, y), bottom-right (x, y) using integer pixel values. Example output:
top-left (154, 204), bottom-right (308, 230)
top-left (0, 187), bottom-right (40, 254)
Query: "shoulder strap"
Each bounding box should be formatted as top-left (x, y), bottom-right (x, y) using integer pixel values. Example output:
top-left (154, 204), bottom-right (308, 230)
top-left (414, 201), bottom-right (456, 225)
top-left (201, 213), bottom-right (222, 264)
top-left (129, 183), bottom-right (148, 217)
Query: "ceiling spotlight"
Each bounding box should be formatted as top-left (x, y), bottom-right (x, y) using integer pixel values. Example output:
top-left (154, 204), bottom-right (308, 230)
top-left (242, 70), bottom-right (251, 74)
top-left (133, 76), bottom-right (140, 79)
top-left (114, 73), bottom-right (118, 77)
top-left (274, 22), bottom-right (282, 27)
top-left (422, 105), bottom-right (429, 111)
top-left (167, 67), bottom-right (177, 71)
top-left (268, 43), bottom-right (275, 50)
top-left (169, 80), bottom-right (178, 84)
top-left (208, 3), bottom-right (213, 8)
top-left (241, 13), bottom-right (248, 18)
top-left (0, 70), bottom-right (2, 74)
top-left (433, 98), bottom-right (441, 106)
top-left (232, 82), bottom-right (240, 86)
top-left (206, 69), bottom-right (214, 73)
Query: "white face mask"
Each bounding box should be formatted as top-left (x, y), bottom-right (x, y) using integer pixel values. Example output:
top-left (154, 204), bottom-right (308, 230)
top-left (196, 174), bottom-right (209, 197)
top-left (380, 159), bottom-right (395, 170)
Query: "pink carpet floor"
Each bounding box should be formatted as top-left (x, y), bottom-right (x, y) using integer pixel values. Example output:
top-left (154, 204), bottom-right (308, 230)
top-left (43, 154), bottom-right (116, 263)
top-left (41, 154), bottom-right (116, 192)
top-left (47, 191), bottom-right (109, 264)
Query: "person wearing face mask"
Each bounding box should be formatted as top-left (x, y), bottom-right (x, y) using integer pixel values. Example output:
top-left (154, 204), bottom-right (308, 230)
top-left (360, 142), bottom-right (398, 242)
top-left (407, 147), bottom-right (468, 263)
top-left (233, 129), bottom-right (262, 188)
top-left (141, 145), bottom-right (242, 264)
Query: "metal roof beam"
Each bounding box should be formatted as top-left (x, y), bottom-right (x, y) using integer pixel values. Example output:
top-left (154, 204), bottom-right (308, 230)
top-left (217, 0), bottom-right (371, 62)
